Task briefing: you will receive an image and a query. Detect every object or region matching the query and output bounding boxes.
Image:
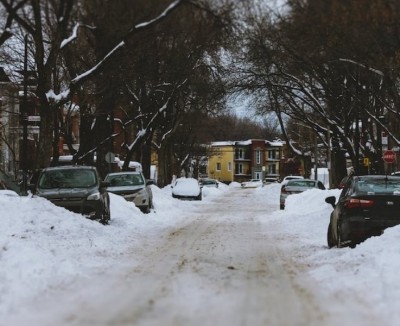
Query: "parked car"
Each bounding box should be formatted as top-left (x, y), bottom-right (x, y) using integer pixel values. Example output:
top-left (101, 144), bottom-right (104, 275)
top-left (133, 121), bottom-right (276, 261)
top-left (241, 179), bottom-right (264, 188)
top-left (264, 177), bottom-right (280, 185)
top-left (281, 175), bottom-right (304, 186)
top-left (104, 171), bottom-right (153, 213)
top-left (280, 178), bottom-right (326, 210)
top-left (171, 178), bottom-right (202, 200)
top-left (32, 166), bottom-right (111, 224)
top-left (199, 178), bottom-right (219, 188)
top-left (325, 175), bottom-right (400, 248)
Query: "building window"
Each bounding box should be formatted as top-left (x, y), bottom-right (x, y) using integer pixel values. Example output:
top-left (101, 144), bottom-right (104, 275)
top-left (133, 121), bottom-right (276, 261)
top-left (268, 150), bottom-right (276, 159)
top-left (236, 148), bottom-right (244, 159)
top-left (228, 162), bottom-right (232, 171)
top-left (268, 164), bottom-right (276, 174)
top-left (256, 150), bottom-right (261, 164)
top-left (216, 162), bottom-right (221, 171)
top-left (235, 163), bottom-right (243, 174)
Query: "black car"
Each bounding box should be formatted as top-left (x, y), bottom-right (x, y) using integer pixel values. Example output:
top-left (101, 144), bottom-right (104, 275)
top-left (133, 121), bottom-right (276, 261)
top-left (32, 166), bottom-right (111, 224)
top-left (325, 175), bottom-right (400, 248)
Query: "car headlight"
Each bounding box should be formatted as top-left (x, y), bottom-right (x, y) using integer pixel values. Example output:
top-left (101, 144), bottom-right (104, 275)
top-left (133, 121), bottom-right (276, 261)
top-left (87, 192), bottom-right (101, 200)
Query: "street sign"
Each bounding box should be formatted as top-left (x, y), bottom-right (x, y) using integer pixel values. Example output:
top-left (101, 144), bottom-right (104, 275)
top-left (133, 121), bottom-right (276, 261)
top-left (105, 152), bottom-right (115, 164)
top-left (383, 150), bottom-right (396, 164)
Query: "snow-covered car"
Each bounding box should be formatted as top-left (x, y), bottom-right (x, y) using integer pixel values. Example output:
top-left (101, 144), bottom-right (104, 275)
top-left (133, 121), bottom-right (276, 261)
top-left (32, 166), bottom-right (111, 224)
top-left (0, 189), bottom-right (19, 197)
top-left (199, 178), bottom-right (219, 188)
top-left (171, 178), bottom-right (202, 200)
top-left (241, 179), bottom-right (263, 188)
top-left (104, 171), bottom-right (153, 213)
top-left (280, 178), bottom-right (325, 210)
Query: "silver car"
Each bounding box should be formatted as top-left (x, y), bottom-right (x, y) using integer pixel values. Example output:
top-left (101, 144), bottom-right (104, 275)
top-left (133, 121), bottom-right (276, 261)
top-left (280, 178), bottom-right (325, 210)
top-left (105, 171), bottom-right (153, 213)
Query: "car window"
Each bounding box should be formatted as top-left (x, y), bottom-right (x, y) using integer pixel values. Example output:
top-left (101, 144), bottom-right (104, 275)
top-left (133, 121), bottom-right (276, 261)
top-left (39, 169), bottom-right (97, 189)
top-left (356, 178), bottom-right (400, 194)
top-left (287, 180), bottom-right (316, 187)
top-left (107, 174), bottom-right (144, 186)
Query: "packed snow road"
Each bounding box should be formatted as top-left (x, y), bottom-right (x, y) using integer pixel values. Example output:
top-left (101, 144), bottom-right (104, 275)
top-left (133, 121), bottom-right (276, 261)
top-left (5, 185), bottom-right (387, 326)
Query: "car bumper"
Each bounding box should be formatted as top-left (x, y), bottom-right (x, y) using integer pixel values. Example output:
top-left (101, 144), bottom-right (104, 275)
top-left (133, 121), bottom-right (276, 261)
top-left (342, 215), bottom-right (400, 241)
top-left (48, 198), bottom-right (103, 218)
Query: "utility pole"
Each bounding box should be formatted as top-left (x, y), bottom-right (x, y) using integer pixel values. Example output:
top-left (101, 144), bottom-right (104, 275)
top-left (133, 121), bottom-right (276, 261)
top-left (21, 34), bottom-right (29, 195)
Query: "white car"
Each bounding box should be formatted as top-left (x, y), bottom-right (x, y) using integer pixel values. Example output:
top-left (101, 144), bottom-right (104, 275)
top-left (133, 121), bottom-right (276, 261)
top-left (241, 179), bottom-right (264, 188)
top-left (281, 175), bottom-right (304, 186)
top-left (105, 171), bottom-right (153, 213)
top-left (171, 178), bottom-right (202, 200)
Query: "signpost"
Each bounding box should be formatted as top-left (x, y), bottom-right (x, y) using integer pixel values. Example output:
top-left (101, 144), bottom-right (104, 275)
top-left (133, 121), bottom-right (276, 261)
top-left (383, 150), bottom-right (396, 164)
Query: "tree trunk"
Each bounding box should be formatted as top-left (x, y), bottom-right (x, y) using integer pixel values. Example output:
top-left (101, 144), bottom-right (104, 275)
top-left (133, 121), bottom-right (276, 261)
top-left (157, 143), bottom-right (174, 187)
top-left (141, 140), bottom-right (152, 179)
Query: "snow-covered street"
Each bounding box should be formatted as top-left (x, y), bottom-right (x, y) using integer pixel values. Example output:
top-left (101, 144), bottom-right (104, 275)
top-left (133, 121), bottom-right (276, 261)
top-left (2, 183), bottom-right (400, 325)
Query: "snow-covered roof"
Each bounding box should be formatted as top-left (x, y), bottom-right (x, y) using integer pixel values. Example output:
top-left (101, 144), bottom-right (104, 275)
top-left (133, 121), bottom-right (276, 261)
top-left (211, 139), bottom-right (283, 147)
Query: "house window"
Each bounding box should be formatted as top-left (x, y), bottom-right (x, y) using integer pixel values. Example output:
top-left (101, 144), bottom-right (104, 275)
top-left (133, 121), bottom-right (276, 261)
top-left (228, 162), bottom-right (232, 171)
top-left (256, 150), bottom-right (261, 165)
top-left (216, 162), bottom-right (221, 171)
top-left (236, 148), bottom-right (244, 159)
top-left (268, 164), bottom-right (276, 174)
top-left (235, 163), bottom-right (243, 174)
top-left (268, 150), bottom-right (276, 159)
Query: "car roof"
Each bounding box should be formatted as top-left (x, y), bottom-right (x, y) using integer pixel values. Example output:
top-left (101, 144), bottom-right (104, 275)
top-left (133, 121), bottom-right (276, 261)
top-left (284, 175), bottom-right (303, 180)
top-left (42, 165), bottom-right (97, 171)
top-left (355, 175), bottom-right (400, 181)
top-left (106, 171), bottom-right (142, 176)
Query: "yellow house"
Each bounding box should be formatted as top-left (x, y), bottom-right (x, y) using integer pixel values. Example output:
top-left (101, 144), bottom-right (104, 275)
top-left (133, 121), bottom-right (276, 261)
top-left (208, 141), bottom-right (236, 182)
top-left (208, 139), bottom-right (283, 183)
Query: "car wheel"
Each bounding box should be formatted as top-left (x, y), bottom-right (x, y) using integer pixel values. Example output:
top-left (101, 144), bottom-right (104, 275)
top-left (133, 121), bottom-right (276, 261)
top-left (327, 222), bottom-right (335, 248)
top-left (140, 204), bottom-right (151, 214)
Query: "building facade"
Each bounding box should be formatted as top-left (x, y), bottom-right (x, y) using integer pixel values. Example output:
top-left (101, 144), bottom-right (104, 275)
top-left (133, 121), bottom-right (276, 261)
top-left (208, 139), bottom-right (283, 183)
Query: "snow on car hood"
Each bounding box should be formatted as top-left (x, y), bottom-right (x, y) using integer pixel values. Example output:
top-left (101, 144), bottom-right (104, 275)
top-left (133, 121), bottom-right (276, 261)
top-left (172, 178), bottom-right (201, 196)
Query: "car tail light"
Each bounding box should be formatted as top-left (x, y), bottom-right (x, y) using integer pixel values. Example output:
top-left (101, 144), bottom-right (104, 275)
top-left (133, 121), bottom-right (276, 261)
top-left (345, 198), bottom-right (375, 209)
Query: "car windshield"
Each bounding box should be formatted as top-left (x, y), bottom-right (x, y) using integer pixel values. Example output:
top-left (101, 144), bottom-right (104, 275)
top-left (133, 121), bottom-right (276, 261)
top-left (356, 178), bottom-right (400, 194)
top-left (38, 169), bottom-right (97, 189)
top-left (106, 174), bottom-right (144, 187)
top-left (287, 180), bottom-right (316, 188)
top-left (202, 180), bottom-right (216, 185)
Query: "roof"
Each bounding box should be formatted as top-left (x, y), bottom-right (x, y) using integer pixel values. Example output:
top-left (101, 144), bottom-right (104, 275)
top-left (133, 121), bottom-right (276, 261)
top-left (210, 139), bottom-right (283, 147)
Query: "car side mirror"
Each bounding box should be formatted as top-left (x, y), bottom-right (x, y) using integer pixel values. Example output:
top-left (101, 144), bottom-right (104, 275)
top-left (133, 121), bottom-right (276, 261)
top-left (100, 181), bottom-right (110, 188)
top-left (325, 196), bottom-right (336, 208)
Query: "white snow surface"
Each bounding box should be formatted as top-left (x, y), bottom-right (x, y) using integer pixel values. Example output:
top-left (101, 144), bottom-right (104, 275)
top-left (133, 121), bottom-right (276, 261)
top-left (1, 183), bottom-right (400, 324)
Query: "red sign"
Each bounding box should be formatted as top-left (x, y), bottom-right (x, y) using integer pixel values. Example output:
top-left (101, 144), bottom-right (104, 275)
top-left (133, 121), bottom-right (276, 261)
top-left (383, 150), bottom-right (396, 164)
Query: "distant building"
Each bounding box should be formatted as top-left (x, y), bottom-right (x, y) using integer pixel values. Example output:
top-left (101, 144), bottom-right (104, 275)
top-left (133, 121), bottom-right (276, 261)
top-left (207, 139), bottom-right (283, 183)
